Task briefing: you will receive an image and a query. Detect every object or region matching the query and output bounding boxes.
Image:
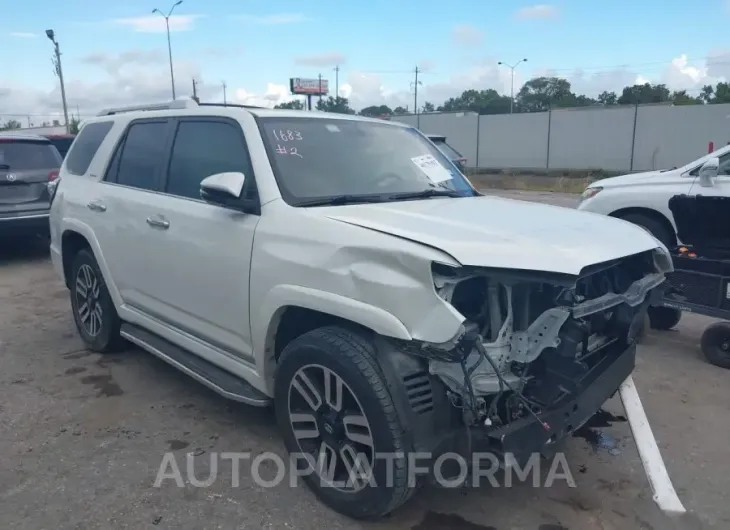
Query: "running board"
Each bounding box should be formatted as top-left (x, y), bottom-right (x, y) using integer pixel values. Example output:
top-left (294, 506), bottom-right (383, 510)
top-left (120, 323), bottom-right (271, 407)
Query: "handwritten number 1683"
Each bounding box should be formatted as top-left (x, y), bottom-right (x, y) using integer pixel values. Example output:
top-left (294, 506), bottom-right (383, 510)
top-left (273, 129), bottom-right (302, 141)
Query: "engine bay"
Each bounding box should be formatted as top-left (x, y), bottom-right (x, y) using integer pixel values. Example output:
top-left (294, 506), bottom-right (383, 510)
top-left (421, 250), bottom-right (668, 430)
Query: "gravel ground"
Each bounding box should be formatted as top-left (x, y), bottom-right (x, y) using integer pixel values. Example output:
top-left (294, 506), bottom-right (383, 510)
top-left (1, 191), bottom-right (728, 530)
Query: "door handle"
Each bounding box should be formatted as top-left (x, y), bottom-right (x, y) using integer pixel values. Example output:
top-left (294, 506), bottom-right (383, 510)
top-left (87, 200), bottom-right (106, 212)
top-left (146, 216), bottom-right (170, 229)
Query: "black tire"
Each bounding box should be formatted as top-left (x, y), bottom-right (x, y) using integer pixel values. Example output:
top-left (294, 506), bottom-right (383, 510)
top-left (700, 321), bottom-right (730, 369)
top-left (647, 306), bottom-right (682, 331)
top-left (274, 326), bottom-right (415, 519)
top-left (618, 212), bottom-right (675, 249)
top-left (69, 248), bottom-right (125, 353)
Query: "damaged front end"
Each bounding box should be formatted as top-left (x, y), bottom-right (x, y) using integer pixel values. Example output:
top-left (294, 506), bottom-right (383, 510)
top-left (397, 248), bottom-right (670, 460)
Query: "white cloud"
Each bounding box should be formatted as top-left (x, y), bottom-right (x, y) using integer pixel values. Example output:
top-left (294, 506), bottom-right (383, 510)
top-left (113, 14), bottom-right (204, 32)
top-left (9, 32), bottom-right (37, 38)
top-left (235, 13), bottom-right (310, 24)
top-left (294, 53), bottom-right (346, 67)
top-left (1, 51), bottom-right (728, 129)
top-left (451, 25), bottom-right (483, 47)
top-left (515, 4), bottom-right (559, 20)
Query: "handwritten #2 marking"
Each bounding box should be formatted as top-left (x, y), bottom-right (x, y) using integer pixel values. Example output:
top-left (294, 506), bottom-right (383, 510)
top-left (276, 144), bottom-right (303, 158)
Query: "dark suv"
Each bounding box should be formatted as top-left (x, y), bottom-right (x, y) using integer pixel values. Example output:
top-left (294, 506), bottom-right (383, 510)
top-left (43, 134), bottom-right (76, 158)
top-left (0, 133), bottom-right (62, 238)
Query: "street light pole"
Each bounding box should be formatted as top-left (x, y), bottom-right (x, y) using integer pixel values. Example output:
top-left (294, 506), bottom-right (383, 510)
top-left (46, 29), bottom-right (70, 134)
top-left (153, 1), bottom-right (183, 100)
top-left (498, 58), bottom-right (528, 114)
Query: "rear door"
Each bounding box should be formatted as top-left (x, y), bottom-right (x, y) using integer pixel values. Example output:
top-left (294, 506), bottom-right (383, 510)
top-left (0, 138), bottom-right (62, 216)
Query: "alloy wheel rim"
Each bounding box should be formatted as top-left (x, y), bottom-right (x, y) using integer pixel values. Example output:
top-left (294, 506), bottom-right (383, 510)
top-left (287, 363), bottom-right (375, 493)
top-left (75, 264), bottom-right (103, 337)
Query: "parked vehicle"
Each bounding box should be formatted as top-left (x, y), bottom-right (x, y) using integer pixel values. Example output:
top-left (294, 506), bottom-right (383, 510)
top-left (0, 132), bottom-right (62, 239)
top-left (577, 144), bottom-right (730, 248)
top-left (50, 98), bottom-right (671, 519)
top-left (651, 157), bottom-right (730, 368)
top-left (426, 134), bottom-right (467, 172)
top-left (43, 133), bottom-right (76, 158)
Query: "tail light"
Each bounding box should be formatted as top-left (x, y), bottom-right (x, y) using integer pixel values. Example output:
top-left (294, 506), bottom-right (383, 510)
top-left (48, 170), bottom-right (59, 181)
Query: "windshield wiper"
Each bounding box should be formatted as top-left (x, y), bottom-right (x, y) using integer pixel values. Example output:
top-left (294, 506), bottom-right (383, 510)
top-left (387, 188), bottom-right (465, 201)
top-left (295, 194), bottom-right (387, 207)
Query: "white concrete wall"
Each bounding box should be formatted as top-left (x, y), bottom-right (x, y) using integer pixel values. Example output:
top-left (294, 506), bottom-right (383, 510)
top-left (392, 103), bottom-right (730, 172)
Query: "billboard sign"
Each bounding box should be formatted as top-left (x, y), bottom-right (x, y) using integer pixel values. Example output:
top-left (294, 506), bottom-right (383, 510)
top-left (290, 77), bottom-right (329, 96)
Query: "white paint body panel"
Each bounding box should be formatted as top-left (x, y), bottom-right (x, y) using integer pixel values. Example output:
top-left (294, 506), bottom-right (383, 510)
top-left (577, 143), bottom-right (730, 238)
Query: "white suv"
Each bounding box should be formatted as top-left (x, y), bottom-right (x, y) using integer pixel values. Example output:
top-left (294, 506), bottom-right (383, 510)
top-left (577, 145), bottom-right (730, 247)
top-left (49, 99), bottom-right (672, 519)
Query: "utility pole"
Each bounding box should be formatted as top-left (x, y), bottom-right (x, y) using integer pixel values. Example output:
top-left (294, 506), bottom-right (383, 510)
top-left (45, 29), bottom-right (70, 134)
top-left (318, 73), bottom-right (323, 105)
top-left (192, 78), bottom-right (199, 102)
top-left (411, 66), bottom-right (423, 127)
top-left (497, 58), bottom-right (528, 114)
top-left (222, 81), bottom-right (227, 105)
top-left (153, 1), bottom-right (183, 99)
top-left (334, 65), bottom-right (340, 98)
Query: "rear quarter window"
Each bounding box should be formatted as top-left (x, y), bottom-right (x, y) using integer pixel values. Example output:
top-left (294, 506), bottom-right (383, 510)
top-left (65, 121), bottom-right (114, 176)
top-left (0, 140), bottom-right (62, 170)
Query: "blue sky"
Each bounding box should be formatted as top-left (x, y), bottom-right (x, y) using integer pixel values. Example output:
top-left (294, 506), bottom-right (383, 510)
top-left (1, 0), bottom-right (729, 118)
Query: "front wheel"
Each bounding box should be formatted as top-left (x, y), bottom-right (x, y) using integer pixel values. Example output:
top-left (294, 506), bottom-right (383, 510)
top-left (700, 321), bottom-right (730, 369)
top-left (647, 306), bottom-right (682, 331)
top-left (618, 212), bottom-right (675, 249)
top-left (274, 326), bottom-right (415, 519)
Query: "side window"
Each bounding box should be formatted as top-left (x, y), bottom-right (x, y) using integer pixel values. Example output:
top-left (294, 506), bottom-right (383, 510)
top-left (166, 120), bottom-right (253, 200)
top-left (65, 121), bottom-right (114, 175)
top-left (116, 121), bottom-right (169, 191)
top-left (719, 152), bottom-right (730, 176)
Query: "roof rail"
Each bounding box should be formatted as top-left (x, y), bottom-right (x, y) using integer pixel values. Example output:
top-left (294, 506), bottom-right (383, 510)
top-left (197, 102), bottom-right (266, 110)
top-left (96, 98), bottom-right (199, 116)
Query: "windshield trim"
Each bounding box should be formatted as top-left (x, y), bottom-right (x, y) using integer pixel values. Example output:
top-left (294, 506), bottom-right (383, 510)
top-left (253, 115), bottom-right (478, 207)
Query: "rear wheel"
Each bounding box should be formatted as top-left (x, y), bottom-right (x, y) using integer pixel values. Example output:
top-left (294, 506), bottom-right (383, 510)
top-left (700, 321), bottom-right (730, 369)
top-left (69, 248), bottom-right (125, 353)
top-left (618, 212), bottom-right (675, 248)
top-left (274, 326), bottom-right (415, 519)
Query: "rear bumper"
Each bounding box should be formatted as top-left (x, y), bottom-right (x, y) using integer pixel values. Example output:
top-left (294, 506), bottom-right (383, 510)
top-left (481, 341), bottom-right (636, 461)
top-left (0, 212), bottom-right (50, 236)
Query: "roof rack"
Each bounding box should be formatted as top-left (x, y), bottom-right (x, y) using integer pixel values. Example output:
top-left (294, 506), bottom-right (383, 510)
top-left (197, 102), bottom-right (266, 110)
top-left (96, 98), bottom-right (199, 116)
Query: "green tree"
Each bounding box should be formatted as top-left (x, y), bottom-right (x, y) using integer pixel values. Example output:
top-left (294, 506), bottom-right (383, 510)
top-left (274, 99), bottom-right (305, 110)
top-left (393, 106), bottom-right (408, 115)
top-left (360, 104), bottom-right (393, 117)
top-left (69, 116), bottom-right (81, 134)
top-left (315, 96), bottom-right (356, 114)
top-left (597, 91), bottom-right (618, 105)
top-left (421, 101), bottom-right (435, 113)
top-left (710, 82), bottom-right (730, 104)
top-left (0, 119), bottom-right (21, 130)
top-left (617, 83), bottom-right (671, 105)
top-left (671, 90), bottom-right (702, 105)
top-left (437, 89), bottom-right (512, 114)
top-left (515, 77), bottom-right (574, 112)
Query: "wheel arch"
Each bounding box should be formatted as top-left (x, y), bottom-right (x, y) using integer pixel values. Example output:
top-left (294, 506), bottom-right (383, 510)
top-left (609, 207), bottom-right (677, 245)
top-left (59, 222), bottom-right (122, 307)
top-left (255, 285), bottom-right (413, 394)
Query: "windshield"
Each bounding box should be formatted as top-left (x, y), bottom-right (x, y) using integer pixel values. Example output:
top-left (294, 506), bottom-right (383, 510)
top-left (0, 140), bottom-right (62, 170)
top-left (256, 117), bottom-right (475, 205)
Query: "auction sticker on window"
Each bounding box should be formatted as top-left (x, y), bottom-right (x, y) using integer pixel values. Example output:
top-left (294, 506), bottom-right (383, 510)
top-left (411, 155), bottom-right (453, 183)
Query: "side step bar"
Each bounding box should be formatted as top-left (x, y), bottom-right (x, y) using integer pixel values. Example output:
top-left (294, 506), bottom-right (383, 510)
top-left (120, 323), bottom-right (271, 407)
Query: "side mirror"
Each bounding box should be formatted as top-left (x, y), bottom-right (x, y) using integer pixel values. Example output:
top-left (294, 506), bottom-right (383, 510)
top-left (200, 172), bottom-right (246, 207)
top-left (698, 157), bottom-right (719, 188)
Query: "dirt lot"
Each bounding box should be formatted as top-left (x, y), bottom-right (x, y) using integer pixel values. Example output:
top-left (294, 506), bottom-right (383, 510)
top-left (1, 191), bottom-right (728, 530)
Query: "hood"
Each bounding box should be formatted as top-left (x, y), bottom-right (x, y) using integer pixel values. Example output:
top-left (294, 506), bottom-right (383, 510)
top-left (594, 170), bottom-right (669, 188)
top-left (317, 195), bottom-right (664, 276)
